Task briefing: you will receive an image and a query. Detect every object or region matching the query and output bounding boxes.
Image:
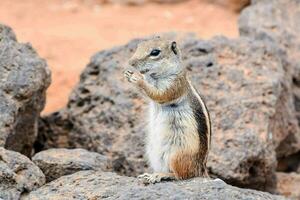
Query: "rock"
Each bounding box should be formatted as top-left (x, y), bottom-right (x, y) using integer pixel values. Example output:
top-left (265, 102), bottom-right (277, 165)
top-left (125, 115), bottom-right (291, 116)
top-left (0, 24), bottom-right (51, 157)
top-left (0, 25), bottom-right (16, 41)
top-left (37, 33), bottom-right (292, 191)
top-left (276, 172), bottom-right (300, 200)
top-left (191, 37), bottom-right (281, 191)
top-left (24, 170), bottom-right (287, 200)
top-left (34, 109), bottom-right (72, 152)
top-left (32, 148), bottom-right (110, 182)
top-left (239, 0), bottom-right (300, 158)
top-left (0, 147), bottom-right (45, 200)
top-left (277, 152), bottom-right (300, 172)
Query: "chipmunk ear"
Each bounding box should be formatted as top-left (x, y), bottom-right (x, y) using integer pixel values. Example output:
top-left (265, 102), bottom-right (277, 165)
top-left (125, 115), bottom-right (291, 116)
top-left (171, 41), bottom-right (178, 55)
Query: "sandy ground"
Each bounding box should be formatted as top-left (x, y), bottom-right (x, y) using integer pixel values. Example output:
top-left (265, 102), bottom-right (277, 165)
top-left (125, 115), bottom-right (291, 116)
top-left (0, 0), bottom-right (238, 114)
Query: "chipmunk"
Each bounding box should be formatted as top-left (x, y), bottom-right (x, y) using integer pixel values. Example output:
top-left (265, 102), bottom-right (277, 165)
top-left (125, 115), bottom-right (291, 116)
top-left (124, 37), bottom-right (211, 184)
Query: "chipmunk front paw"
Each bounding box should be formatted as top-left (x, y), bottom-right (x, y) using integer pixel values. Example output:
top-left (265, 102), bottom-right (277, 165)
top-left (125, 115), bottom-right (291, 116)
top-left (138, 173), bottom-right (162, 184)
top-left (124, 70), bottom-right (143, 84)
top-left (138, 173), bottom-right (175, 185)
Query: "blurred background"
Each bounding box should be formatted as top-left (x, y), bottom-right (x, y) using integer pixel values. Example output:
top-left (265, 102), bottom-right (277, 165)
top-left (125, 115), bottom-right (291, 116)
top-left (0, 0), bottom-right (247, 114)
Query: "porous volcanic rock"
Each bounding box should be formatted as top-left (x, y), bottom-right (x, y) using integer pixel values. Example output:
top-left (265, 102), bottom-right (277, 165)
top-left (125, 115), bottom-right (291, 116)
top-left (0, 147), bottom-right (45, 200)
top-left (35, 109), bottom-right (72, 152)
top-left (38, 33), bottom-right (291, 191)
top-left (24, 170), bottom-right (287, 200)
top-left (32, 148), bottom-right (110, 182)
top-left (0, 24), bottom-right (51, 156)
top-left (239, 0), bottom-right (300, 158)
top-left (277, 152), bottom-right (300, 173)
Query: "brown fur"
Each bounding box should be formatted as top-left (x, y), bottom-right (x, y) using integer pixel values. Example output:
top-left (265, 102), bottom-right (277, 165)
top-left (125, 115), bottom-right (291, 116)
top-left (170, 150), bottom-right (208, 179)
top-left (138, 71), bottom-right (188, 104)
top-left (125, 38), bottom-right (211, 184)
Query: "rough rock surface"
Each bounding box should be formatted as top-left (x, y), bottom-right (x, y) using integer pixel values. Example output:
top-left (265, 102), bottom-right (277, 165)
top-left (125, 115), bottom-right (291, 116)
top-left (239, 0), bottom-right (300, 158)
top-left (35, 110), bottom-right (73, 153)
top-left (32, 148), bottom-right (110, 182)
top-left (0, 24), bottom-right (51, 156)
top-left (0, 147), bottom-right (45, 200)
top-left (276, 172), bottom-right (300, 200)
top-left (37, 33), bottom-right (292, 191)
top-left (277, 152), bottom-right (300, 173)
top-left (24, 170), bottom-right (287, 200)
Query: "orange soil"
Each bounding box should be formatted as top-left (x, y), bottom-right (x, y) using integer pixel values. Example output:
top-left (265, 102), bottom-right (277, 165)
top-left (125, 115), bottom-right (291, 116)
top-left (0, 0), bottom-right (238, 114)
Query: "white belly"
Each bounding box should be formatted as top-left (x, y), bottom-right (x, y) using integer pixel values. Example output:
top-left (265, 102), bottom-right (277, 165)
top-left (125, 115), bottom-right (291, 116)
top-left (146, 104), bottom-right (172, 172)
top-left (146, 101), bottom-right (199, 173)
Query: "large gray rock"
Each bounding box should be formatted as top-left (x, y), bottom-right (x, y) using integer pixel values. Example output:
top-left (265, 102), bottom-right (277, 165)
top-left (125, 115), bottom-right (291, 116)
top-left (239, 0), bottom-right (300, 158)
top-left (37, 33), bottom-right (292, 191)
top-left (24, 170), bottom-right (287, 200)
top-left (0, 147), bottom-right (45, 200)
top-left (32, 148), bottom-right (110, 182)
top-left (191, 37), bottom-right (281, 191)
top-left (0, 24), bottom-right (51, 157)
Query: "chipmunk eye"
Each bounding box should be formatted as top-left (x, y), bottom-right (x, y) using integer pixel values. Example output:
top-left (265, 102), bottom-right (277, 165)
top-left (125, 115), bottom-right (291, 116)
top-left (150, 49), bottom-right (161, 57)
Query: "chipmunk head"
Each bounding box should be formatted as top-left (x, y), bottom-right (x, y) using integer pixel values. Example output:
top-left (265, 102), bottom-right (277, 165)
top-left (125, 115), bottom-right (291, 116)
top-left (128, 37), bottom-right (183, 80)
